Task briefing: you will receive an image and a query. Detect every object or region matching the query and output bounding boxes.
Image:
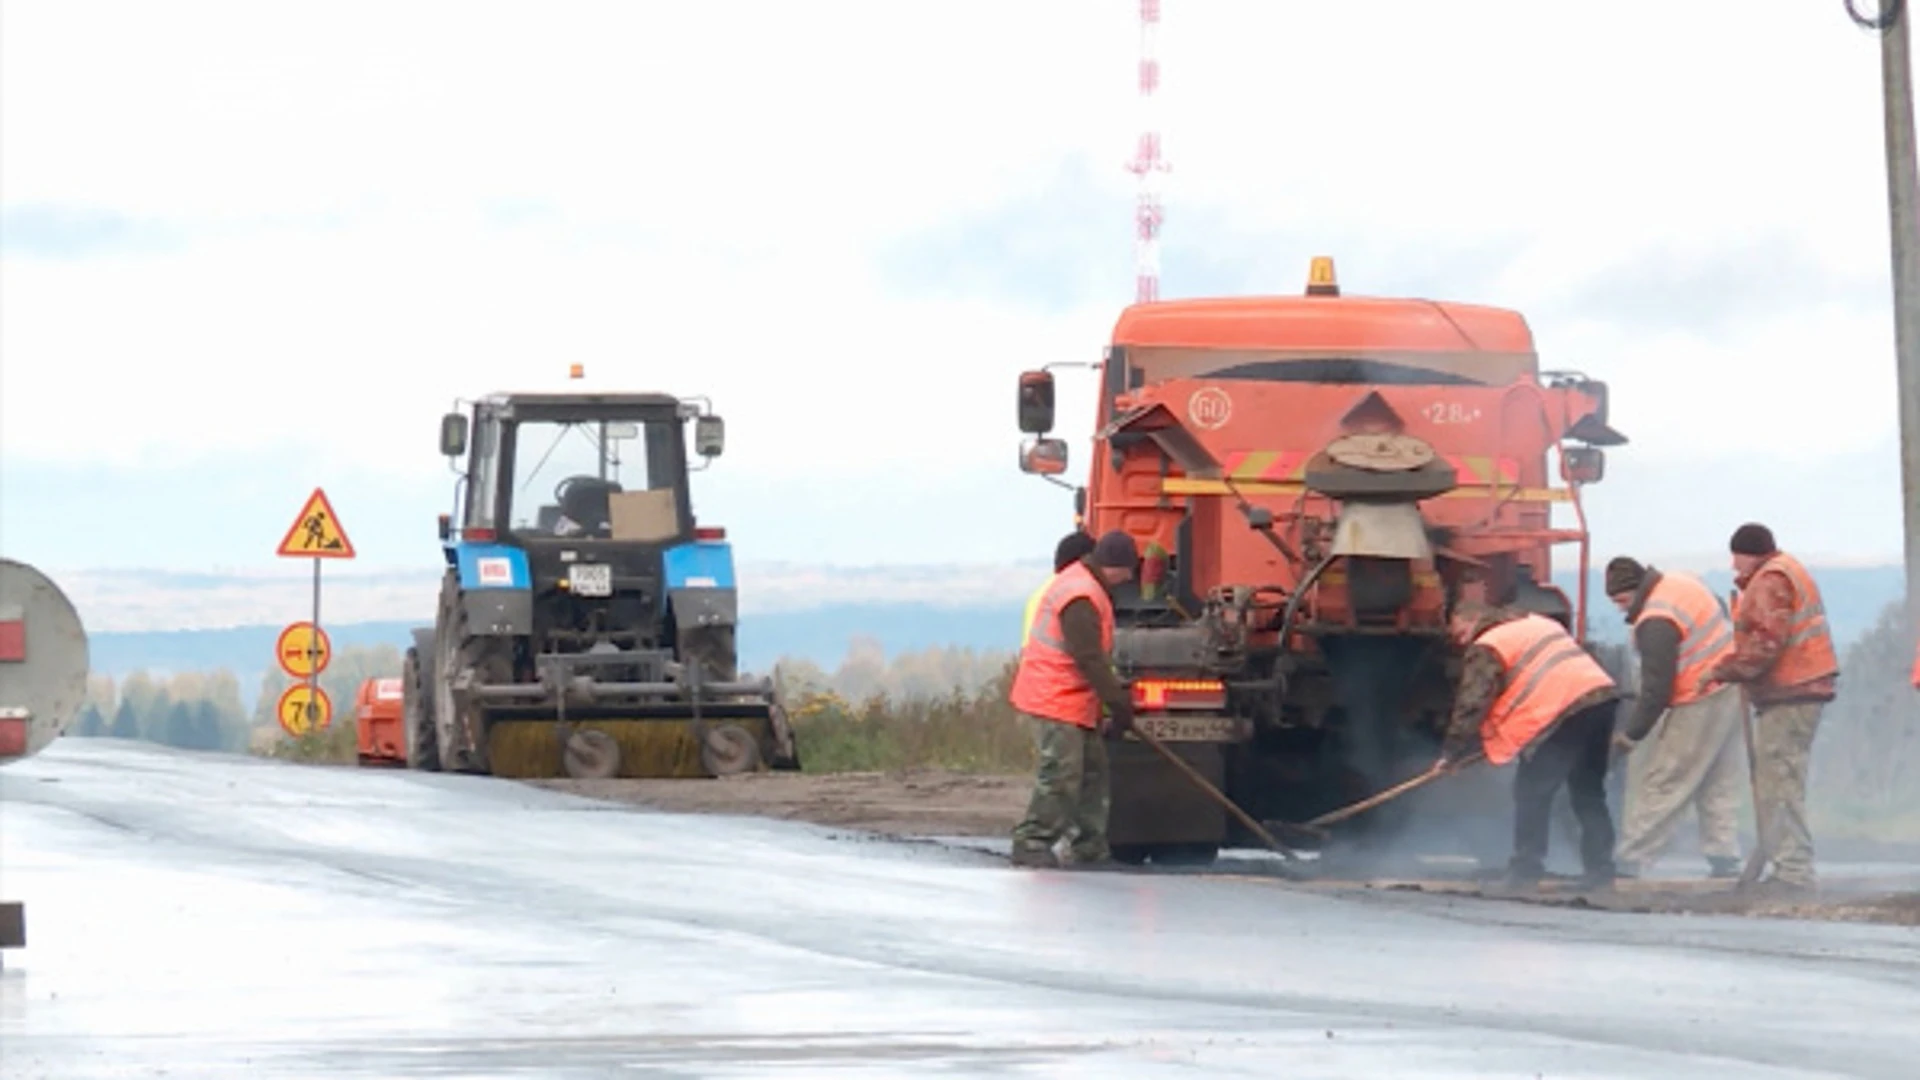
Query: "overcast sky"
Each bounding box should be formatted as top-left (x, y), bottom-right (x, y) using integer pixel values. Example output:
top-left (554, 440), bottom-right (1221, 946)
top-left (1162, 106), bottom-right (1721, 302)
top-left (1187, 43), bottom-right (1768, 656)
top-left (1, 0), bottom-right (1911, 582)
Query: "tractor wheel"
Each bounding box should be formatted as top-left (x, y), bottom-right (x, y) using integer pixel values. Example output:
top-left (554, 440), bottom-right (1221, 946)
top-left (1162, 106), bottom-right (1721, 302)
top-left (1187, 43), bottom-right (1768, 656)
top-left (563, 729), bottom-right (621, 780)
top-left (430, 578), bottom-right (504, 775)
top-left (701, 723), bottom-right (762, 777)
top-left (766, 701), bottom-right (802, 771)
top-left (402, 645), bottom-right (440, 772)
top-left (679, 625), bottom-right (740, 683)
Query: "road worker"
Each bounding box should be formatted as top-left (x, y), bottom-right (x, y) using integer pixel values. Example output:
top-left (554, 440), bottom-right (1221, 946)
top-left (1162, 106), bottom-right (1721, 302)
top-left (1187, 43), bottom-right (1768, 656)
top-left (1701, 523), bottom-right (1839, 896)
top-left (1603, 557), bottom-right (1745, 879)
top-left (1021, 530), bottom-right (1097, 649)
top-left (1437, 598), bottom-right (1623, 891)
top-left (1007, 530), bottom-right (1140, 869)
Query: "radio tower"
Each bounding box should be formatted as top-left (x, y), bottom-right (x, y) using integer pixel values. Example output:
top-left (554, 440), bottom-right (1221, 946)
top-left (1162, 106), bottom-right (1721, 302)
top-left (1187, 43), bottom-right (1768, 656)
top-left (1125, 0), bottom-right (1169, 304)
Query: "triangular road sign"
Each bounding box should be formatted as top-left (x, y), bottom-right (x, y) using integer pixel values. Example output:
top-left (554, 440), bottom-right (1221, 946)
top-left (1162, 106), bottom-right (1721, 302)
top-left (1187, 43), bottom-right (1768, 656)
top-left (276, 487), bottom-right (356, 559)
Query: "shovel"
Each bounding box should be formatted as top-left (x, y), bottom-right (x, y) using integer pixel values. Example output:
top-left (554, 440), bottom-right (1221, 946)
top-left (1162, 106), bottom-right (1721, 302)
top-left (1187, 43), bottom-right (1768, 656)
top-left (1266, 749), bottom-right (1488, 843)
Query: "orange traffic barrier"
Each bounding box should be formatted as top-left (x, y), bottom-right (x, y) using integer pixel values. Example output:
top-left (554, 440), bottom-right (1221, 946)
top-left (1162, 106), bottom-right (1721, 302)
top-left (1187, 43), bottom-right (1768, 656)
top-left (355, 676), bottom-right (407, 767)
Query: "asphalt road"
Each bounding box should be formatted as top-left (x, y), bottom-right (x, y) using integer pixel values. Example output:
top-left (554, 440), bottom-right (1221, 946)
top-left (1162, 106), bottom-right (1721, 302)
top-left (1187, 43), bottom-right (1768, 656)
top-left (3, 741), bottom-right (1918, 1079)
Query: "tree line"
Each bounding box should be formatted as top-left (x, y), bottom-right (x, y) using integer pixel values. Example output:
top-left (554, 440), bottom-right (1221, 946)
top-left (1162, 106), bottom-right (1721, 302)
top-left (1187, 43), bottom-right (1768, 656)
top-left (65, 643), bottom-right (407, 756)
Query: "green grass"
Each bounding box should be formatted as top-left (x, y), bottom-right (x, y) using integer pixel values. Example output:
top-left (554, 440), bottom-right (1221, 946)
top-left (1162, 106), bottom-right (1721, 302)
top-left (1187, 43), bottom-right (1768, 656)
top-left (786, 683), bottom-right (1035, 775)
top-left (240, 682), bottom-right (1040, 776)
top-left (255, 720), bottom-right (359, 765)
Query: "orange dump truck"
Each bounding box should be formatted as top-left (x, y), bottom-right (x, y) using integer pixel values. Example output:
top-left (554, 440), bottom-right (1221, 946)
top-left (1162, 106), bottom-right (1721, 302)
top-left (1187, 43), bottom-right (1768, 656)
top-left (354, 676), bottom-right (408, 767)
top-left (1014, 257), bottom-right (1627, 866)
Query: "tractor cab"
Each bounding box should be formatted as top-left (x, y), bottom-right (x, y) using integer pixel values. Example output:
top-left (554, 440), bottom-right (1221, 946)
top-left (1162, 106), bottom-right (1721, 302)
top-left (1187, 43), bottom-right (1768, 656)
top-left (437, 392), bottom-right (725, 551)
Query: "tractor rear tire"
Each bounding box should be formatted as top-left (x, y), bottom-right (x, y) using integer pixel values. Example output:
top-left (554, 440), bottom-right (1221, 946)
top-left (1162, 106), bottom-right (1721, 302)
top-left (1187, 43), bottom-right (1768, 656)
top-left (403, 645), bottom-right (440, 772)
top-left (430, 577), bottom-right (507, 776)
top-left (766, 701), bottom-right (802, 771)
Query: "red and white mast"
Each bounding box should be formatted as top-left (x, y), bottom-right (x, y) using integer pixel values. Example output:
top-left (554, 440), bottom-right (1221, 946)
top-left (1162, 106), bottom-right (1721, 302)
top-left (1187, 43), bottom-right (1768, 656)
top-left (1125, 0), bottom-right (1168, 304)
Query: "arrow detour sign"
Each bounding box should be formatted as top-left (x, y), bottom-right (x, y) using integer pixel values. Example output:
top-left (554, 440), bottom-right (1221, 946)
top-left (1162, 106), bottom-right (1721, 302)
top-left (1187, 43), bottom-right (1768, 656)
top-left (275, 621), bottom-right (332, 679)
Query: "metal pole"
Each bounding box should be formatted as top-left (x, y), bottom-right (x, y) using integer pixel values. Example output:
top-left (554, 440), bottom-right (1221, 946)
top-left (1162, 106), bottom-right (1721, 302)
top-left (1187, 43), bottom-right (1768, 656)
top-left (1871, 2), bottom-right (1920, 628)
top-left (310, 556), bottom-right (322, 738)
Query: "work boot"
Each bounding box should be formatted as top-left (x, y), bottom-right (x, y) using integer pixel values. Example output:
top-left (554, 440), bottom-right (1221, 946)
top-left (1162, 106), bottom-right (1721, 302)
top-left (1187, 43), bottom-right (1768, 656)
top-left (1707, 856), bottom-right (1742, 880)
top-left (1009, 843), bottom-right (1060, 870)
top-left (1576, 869), bottom-right (1617, 892)
top-left (1064, 843), bottom-right (1114, 869)
top-left (1743, 876), bottom-right (1816, 901)
top-left (1493, 869), bottom-right (1544, 894)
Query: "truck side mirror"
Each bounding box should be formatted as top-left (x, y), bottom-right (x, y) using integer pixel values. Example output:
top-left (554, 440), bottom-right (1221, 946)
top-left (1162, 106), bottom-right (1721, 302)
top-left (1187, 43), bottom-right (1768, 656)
top-left (1020, 437), bottom-right (1069, 476)
top-left (1563, 447), bottom-right (1605, 485)
top-left (440, 413), bottom-right (469, 458)
top-left (694, 415), bottom-right (725, 458)
top-left (1018, 370), bottom-right (1056, 434)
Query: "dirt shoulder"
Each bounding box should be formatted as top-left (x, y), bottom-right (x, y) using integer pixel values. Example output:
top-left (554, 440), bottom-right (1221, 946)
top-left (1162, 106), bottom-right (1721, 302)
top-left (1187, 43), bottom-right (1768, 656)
top-left (525, 769), bottom-right (1920, 927)
top-left (525, 769), bottom-right (1030, 839)
top-left (1336, 876), bottom-right (1920, 927)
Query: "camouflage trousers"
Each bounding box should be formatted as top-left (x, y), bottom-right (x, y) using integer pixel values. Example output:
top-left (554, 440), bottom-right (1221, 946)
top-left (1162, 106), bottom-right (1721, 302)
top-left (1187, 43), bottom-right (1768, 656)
top-left (1751, 700), bottom-right (1824, 887)
top-left (1010, 714), bottom-right (1111, 861)
top-left (1616, 684), bottom-right (1745, 871)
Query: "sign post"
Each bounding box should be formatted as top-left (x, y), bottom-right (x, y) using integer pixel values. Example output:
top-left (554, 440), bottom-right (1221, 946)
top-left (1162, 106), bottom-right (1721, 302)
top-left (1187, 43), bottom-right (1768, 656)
top-left (275, 488), bottom-right (355, 740)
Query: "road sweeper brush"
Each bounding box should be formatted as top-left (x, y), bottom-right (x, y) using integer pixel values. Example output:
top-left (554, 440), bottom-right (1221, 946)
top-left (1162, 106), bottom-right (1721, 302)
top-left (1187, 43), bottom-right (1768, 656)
top-left (403, 383), bottom-right (799, 780)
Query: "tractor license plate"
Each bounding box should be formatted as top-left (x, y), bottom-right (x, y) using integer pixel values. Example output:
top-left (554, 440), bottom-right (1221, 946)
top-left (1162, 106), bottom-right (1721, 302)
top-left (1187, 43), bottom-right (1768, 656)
top-left (570, 563), bottom-right (613, 597)
top-left (1136, 715), bottom-right (1243, 742)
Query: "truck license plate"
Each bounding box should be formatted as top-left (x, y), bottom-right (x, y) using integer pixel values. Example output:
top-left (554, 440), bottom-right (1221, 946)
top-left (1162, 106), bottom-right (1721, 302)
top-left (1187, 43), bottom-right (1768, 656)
top-left (1136, 715), bottom-right (1243, 742)
top-left (570, 563), bottom-right (613, 597)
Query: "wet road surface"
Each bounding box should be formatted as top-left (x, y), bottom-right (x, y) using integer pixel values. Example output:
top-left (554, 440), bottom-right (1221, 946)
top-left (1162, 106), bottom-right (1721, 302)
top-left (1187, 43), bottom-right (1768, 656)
top-left (3, 741), bottom-right (1918, 1078)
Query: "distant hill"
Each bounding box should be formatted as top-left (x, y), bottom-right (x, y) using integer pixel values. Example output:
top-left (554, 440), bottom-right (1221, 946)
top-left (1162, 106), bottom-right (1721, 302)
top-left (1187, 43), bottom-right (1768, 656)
top-left (85, 605), bottom-right (1028, 710)
top-left (84, 563), bottom-right (1903, 710)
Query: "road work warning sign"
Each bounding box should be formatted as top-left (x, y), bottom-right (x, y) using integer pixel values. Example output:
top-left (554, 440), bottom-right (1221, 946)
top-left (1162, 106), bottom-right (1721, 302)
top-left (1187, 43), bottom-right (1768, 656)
top-left (276, 488), bottom-right (356, 559)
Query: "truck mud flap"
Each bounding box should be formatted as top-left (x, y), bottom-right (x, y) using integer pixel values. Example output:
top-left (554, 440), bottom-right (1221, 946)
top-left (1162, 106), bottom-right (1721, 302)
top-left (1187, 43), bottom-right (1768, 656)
top-left (1107, 740), bottom-right (1229, 850)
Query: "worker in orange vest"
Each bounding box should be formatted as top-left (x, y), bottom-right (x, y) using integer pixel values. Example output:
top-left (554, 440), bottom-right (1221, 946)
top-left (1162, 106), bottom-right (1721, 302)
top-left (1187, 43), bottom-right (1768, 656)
top-left (1437, 598), bottom-right (1624, 892)
top-left (1700, 523), bottom-right (1839, 895)
top-left (1007, 530), bottom-right (1140, 869)
top-left (1020, 530), bottom-right (1097, 649)
top-left (1604, 557), bottom-right (1745, 880)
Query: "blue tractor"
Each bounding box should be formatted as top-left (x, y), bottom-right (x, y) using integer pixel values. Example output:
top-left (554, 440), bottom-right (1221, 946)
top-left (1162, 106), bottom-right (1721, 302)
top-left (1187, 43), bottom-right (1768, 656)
top-left (403, 389), bottom-right (800, 779)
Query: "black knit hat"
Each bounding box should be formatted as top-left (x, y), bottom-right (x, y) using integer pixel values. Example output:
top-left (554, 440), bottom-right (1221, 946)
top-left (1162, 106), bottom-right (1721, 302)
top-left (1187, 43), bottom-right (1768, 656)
top-left (1729, 522), bottom-right (1777, 556)
top-left (1053, 530), bottom-right (1096, 572)
top-left (1092, 530), bottom-right (1140, 569)
top-left (1604, 557), bottom-right (1646, 596)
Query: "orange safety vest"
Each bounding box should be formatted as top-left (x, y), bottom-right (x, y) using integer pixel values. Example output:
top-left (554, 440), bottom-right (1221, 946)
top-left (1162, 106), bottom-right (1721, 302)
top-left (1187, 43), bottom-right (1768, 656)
top-left (1732, 552), bottom-right (1839, 691)
top-left (1910, 639), bottom-right (1919, 691)
top-left (1632, 571), bottom-right (1735, 707)
top-left (1475, 613), bottom-right (1617, 765)
top-left (1008, 561), bottom-right (1115, 729)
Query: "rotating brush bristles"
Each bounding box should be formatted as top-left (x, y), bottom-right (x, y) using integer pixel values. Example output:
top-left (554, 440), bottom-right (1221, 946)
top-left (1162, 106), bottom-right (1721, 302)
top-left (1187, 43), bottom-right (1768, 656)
top-left (484, 716), bottom-right (774, 779)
